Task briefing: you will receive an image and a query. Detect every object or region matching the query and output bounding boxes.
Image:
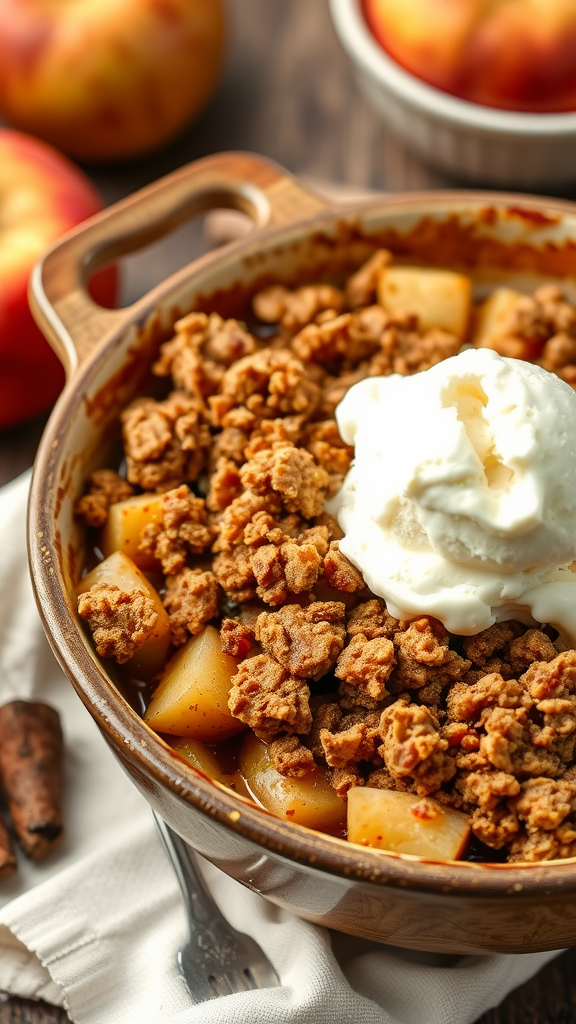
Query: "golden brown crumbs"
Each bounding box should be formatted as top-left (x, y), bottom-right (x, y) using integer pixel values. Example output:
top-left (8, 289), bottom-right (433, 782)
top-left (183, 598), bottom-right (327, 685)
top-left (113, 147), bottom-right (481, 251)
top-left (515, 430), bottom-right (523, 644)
top-left (206, 457), bottom-right (243, 512)
top-left (219, 618), bottom-right (255, 659)
top-left (250, 540), bottom-right (323, 604)
top-left (121, 392), bottom-right (210, 491)
top-left (138, 485), bottom-right (215, 575)
top-left (77, 583), bottom-right (157, 663)
top-left (320, 711), bottom-right (381, 769)
top-left (163, 568), bottom-right (218, 645)
top-left (213, 546), bottom-right (257, 603)
top-left (228, 654), bottom-right (312, 740)
top-left (323, 542), bottom-right (366, 593)
top-left (252, 283), bottom-right (344, 333)
top-left (74, 470), bottom-right (134, 527)
top-left (240, 442), bottom-right (329, 519)
top-left (379, 700), bottom-right (456, 796)
top-left (346, 599), bottom-right (400, 639)
top-left (335, 635), bottom-right (395, 702)
top-left (328, 765), bottom-right (365, 799)
top-left (345, 249), bottom-right (391, 309)
top-left (483, 284), bottom-right (576, 365)
top-left (268, 735), bottom-right (316, 778)
top-left (255, 602), bottom-right (346, 680)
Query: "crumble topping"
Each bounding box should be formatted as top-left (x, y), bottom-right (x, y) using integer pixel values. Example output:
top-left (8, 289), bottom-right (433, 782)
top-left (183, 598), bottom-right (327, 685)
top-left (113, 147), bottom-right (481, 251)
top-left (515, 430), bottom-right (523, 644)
top-left (228, 654), bottom-right (312, 741)
top-left (75, 257), bottom-right (576, 864)
top-left (74, 470), bottom-right (134, 527)
top-left (254, 602), bottom-right (346, 680)
top-left (138, 485), bottom-right (215, 575)
top-left (121, 391), bottom-right (211, 491)
top-left (77, 583), bottom-right (157, 663)
top-left (163, 568), bottom-right (218, 645)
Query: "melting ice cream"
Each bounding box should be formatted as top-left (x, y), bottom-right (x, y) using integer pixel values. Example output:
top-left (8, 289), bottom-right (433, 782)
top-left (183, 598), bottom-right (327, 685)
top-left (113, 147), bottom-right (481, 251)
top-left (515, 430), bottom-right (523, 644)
top-left (332, 347), bottom-right (576, 644)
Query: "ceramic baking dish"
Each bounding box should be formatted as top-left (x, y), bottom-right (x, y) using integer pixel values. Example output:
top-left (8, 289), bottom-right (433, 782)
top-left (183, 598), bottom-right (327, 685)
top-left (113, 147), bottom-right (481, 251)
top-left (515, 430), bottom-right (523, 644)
top-left (27, 151), bottom-right (576, 954)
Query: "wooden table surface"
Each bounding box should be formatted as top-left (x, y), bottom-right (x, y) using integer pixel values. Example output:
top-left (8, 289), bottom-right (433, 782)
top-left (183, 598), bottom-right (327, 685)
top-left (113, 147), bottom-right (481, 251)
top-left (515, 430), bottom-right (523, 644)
top-left (2, 1), bottom-right (576, 1021)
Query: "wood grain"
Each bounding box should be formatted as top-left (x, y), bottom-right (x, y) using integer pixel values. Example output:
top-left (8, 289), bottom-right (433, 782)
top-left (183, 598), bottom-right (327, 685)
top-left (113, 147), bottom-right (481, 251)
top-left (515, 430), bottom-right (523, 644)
top-left (0, 0), bottom-right (574, 1020)
top-left (0, 998), bottom-right (67, 1024)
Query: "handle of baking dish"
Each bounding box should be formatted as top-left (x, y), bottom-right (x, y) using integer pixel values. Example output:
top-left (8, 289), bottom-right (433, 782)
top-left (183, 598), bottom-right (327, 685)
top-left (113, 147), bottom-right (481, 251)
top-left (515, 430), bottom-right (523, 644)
top-left (29, 151), bottom-right (332, 377)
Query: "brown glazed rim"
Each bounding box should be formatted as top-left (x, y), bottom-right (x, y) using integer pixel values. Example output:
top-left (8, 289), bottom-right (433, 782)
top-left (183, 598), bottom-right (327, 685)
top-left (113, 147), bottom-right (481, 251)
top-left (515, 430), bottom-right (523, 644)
top-left (27, 151), bottom-right (576, 899)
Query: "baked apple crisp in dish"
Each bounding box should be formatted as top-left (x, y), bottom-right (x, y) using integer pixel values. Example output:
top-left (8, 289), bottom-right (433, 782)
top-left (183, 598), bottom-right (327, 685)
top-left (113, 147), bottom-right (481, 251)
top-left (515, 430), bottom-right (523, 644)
top-left (74, 250), bottom-right (576, 866)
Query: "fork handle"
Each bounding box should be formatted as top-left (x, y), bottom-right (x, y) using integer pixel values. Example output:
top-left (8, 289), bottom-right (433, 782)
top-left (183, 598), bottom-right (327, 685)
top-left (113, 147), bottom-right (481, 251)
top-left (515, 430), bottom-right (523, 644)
top-left (153, 811), bottom-right (220, 928)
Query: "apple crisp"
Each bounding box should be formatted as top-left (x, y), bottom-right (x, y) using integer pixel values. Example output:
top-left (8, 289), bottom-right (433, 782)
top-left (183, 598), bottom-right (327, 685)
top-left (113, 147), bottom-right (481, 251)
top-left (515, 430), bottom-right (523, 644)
top-left (75, 251), bottom-right (576, 863)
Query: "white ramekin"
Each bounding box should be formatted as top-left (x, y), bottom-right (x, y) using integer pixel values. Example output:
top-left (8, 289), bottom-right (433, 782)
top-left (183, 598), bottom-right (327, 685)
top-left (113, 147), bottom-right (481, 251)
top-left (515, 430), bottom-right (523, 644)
top-left (329, 0), bottom-right (576, 188)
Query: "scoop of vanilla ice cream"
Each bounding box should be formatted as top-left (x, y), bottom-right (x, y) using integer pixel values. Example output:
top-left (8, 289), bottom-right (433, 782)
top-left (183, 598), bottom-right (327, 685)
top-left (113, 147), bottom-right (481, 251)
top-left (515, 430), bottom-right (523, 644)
top-left (331, 347), bottom-right (576, 643)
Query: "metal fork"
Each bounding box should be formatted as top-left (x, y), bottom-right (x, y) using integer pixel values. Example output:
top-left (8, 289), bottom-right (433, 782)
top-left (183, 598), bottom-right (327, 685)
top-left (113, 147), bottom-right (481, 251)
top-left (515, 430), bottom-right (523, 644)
top-left (153, 811), bottom-right (280, 1002)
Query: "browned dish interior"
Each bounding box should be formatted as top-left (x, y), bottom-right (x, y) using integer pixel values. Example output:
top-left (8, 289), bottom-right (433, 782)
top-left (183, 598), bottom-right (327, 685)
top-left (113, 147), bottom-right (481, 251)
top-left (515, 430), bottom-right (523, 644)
top-left (27, 154), bottom-right (576, 953)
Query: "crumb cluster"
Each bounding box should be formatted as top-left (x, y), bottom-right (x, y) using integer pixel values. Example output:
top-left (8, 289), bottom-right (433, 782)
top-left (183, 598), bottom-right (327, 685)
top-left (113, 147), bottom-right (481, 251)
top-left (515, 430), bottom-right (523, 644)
top-left (484, 284), bottom-right (576, 384)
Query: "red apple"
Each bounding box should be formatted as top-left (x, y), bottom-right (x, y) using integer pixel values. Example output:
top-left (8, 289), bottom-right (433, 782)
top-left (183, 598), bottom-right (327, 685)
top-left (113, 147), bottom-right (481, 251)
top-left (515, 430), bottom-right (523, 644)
top-left (0, 0), bottom-right (225, 162)
top-left (363, 0), bottom-right (576, 113)
top-left (0, 129), bottom-right (115, 428)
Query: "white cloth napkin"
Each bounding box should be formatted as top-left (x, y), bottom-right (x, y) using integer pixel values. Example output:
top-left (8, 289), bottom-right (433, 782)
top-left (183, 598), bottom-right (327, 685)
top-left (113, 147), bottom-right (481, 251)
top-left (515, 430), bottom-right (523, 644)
top-left (0, 470), bottom-right (561, 1023)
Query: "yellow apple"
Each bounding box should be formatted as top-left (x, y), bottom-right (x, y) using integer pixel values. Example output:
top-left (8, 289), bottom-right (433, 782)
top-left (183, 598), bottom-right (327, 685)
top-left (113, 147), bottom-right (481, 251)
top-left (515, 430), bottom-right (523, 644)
top-left (144, 626), bottom-right (246, 741)
top-left (77, 550), bottom-right (171, 679)
top-left (239, 733), bottom-right (347, 833)
top-left (347, 787), bottom-right (470, 860)
top-left (0, 0), bottom-right (225, 161)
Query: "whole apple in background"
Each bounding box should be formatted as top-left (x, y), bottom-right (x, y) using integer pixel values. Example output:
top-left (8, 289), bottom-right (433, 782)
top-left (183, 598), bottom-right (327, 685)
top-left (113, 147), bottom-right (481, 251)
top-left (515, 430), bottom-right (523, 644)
top-left (0, 129), bottom-right (116, 429)
top-left (0, 0), bottom-right (225, 163)
top-left (363, 0), bottom-right (576, 113)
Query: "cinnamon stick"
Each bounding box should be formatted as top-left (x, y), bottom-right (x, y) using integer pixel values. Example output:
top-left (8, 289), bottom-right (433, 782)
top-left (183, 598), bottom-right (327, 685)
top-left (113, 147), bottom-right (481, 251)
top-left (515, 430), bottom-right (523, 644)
top-left (0, 816), bottom-right (17, 879)
top-left (0, 701), bottom-right (64, 860)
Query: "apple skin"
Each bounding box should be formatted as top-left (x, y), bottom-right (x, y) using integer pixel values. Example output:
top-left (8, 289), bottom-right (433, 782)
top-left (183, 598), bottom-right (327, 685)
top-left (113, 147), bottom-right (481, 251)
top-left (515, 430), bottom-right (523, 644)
top-left (0, 129), bottom-right (115, 429)
top-left (0, 0), bottom-right (225, 162)
top-left (363, 0), bottom-right (576, 113)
